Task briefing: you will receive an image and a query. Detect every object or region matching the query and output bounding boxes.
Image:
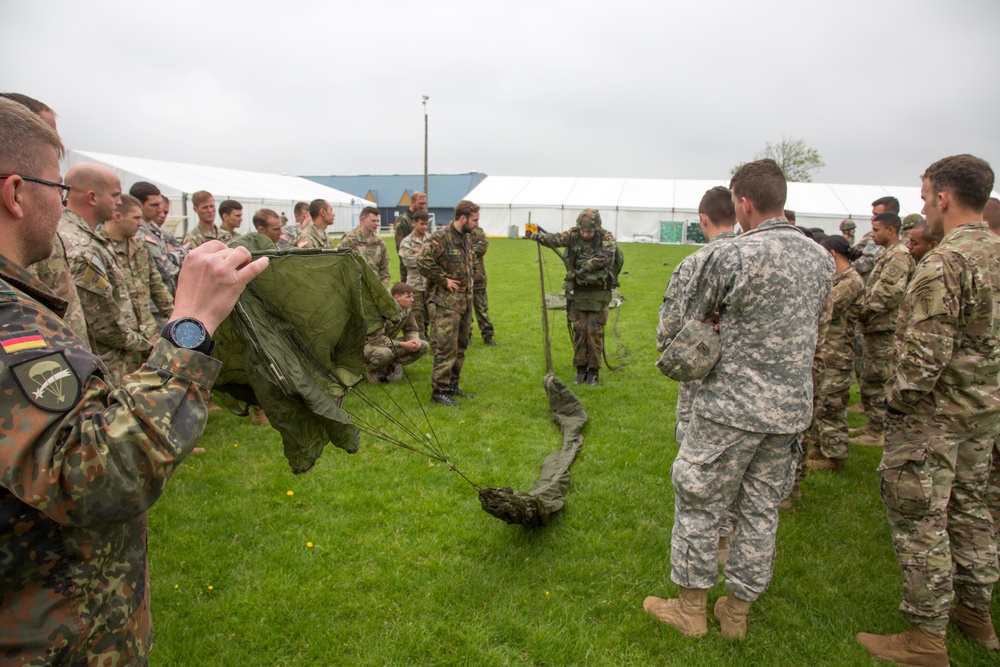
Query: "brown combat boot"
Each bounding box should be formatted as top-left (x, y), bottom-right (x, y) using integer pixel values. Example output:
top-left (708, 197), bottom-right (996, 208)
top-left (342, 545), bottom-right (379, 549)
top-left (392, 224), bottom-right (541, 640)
top-left (855, 625), bottom-right (950, 667)
top-left (718, 533), bottom-right (733, 567)
top-left (847, 402), bottom-right (865, 415)
top-left (807, 456), bottom-right (844, 472)
top-left (642, 587), bottom-right (708, 637)
top-left (949, 602), bottom-right (1000, 650)
top-left (713, 595), bottom-right (752, 640)
top-left (852, 427), bottom-right (884, 447)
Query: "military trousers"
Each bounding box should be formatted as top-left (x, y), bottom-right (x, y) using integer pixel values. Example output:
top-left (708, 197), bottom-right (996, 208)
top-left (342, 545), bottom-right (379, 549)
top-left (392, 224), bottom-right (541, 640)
top-left (989, 434), bottom-right (1000, 541)
top-left (428, 302), bottom-right (471, 392)
top-left (670, 414), bottom-right (799, 602)
top-left (803, 383), bottom-right (852, 461)
top-left (364, 340), bottom-right (429, 371)
top-left (567, 302), bottom-right (608, 371)
top-left (473, 287), bottom-right (494, 339)
top-left (860, 330), bottom-right (896, 432)
top-left (879, 413), bottom-right (998, 633)
top-left (411, 290), bottom-right (428, 337)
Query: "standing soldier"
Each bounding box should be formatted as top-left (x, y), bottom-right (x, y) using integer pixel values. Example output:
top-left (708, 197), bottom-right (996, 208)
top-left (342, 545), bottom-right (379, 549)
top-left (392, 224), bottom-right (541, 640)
top-left (857, 154), bottom-right (1000, 667)
top-left (293, 199), bottom-right (332, 248)
top-left (339, 205), bottom-right (391, 289)
top-left (219, 199), bottom-right (244, 237)
top-left (852, 211), bottom-right (915, 447)
top-left (400, 209), bottom-right (431, 335)
top-left (132, 181), bottom-right (184, 329)
top-left (417, 200), bottom-right (478, 406)
top-left (839, 218), bottom-right (856, 244)
top-left (394, 191), bottom-right (427, 282)
top-left (469, 225), bottom-right (499, 346)
top-left (531, 209), bottom-right (616, 385)
top-left (182, 190), bottom-right (232, 249)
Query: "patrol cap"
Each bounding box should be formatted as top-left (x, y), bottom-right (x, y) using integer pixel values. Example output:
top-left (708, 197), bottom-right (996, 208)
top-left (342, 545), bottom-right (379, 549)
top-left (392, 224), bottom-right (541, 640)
top-left (576, 209), bottom-right (602, 231)
top-left (901, 213), bottom-right (923, 230)
top-left (656, 319), bottom-right (721, 382)
top-left (839, 219), bottom-right (856, 232)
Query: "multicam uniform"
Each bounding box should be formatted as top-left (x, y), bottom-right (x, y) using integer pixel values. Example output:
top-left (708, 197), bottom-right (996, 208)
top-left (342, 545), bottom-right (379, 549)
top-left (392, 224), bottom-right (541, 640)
top-left (400, 231), bottom-right (429, 334)
top-left (416, 223), bottom-right (474, 393)
top-left (339, 227), bottom-right (391, 289)
top-left (859, 240), bottom-right (915, 434)
top-left (182, 223), bottom-right (233, 250)
top-left (292, 224), bottom-right (329, 249)
top-left (108, 235), bottom-right (173, 343)
top-left (27, 232), bottom-right (90, 348)
top-left (0, 251), bottom-right (219, 667)
top-left (394, 209), bottom-right (414, 282)
top-left (139, 221), bottom-right (184, 328)
top-left (363, 306), bottom-right (428, 377)
top-left (60, 210), bottom-right (152, 386)
top-left (669, 218), bottom-right (833, 602)
top-left (879, 221), bottom-right (1000, 634)
top-left (469, 227), bottom-right (495, 341)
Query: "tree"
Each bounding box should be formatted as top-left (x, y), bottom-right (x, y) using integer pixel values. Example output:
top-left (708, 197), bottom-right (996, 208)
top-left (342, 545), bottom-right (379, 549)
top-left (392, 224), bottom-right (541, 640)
top-left (731, 137), bottom-right (825, 183)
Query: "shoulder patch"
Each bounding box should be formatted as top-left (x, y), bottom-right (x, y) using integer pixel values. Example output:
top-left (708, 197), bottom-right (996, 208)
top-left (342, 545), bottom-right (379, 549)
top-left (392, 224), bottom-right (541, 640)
top-left (1, 329), bottom-right (49, 354)
top-left (11, 351), bottom-right (80, 412)
top-left (297, 239), bottom-right (308, 248)
top-left (76, 261), bottom-right (112, 295)
top-left (144, 234), bottom-right (158, 244)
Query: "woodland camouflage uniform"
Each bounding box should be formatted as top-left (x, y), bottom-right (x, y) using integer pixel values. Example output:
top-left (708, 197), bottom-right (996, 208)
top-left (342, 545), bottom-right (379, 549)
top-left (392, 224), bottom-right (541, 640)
top-left (394, 209), bottom-right (414, 282)
top-left (364, 306), bottom-right (428, 375)
top-left (879, 221), bottom-right (1000, 635)
top-left (59, 210), bottom-right (151, 385)
top-left (469, 226), bottom-right (495, 342)
top-left (0, 250), bottom-right (219, 666)
top-left (400, 230), bottom-right (429, 334)
top-left (27, 231), bottom-right (89, 348)
top-left (339, 226), bottom-right (391, 289)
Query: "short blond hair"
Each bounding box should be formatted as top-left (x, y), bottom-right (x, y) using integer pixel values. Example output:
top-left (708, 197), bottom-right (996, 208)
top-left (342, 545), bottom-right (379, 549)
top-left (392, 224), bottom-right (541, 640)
top-left (0, 98), bottom-right (64, 176)
top-left (191, 190), bottom-right (214, 206)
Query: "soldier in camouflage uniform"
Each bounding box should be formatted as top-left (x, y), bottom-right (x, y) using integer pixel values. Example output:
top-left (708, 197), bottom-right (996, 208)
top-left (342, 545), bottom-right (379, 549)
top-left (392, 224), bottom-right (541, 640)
top-left (400, 210), bottom-right (431, 335)
top-left (803, 237), bottom-right (864, 471)
top-left (339, 205), bottom-right (391, 289)
top-left (984, 198), bottom-right (1000, 546)
top-left (292, 208), bottom-right (331, 248)
top-left (643, 160), bottom-right (833, 641)
top-left (532, 209), bottom-right (617, 386)
top-left (839, 218), bottom-right (856, 244)
top-left (906, 218), bottom-right (942, 264)
top-left (394, 191), bottom-right (426, 283)
top-left (364, 282), bottom-right (429, 381)
top-left (857, 154), bottom-right (1000, 666)
top-left (416, 200), bottom-right (478, 406)
top-left (131, 181), bottom-right (185, 329)
top-left (28, 232), bottom-right (90, 348)
top-left (0, 99), bottom-right (271, 667)
top-left (469, 226), bottom-right (499, 345)
top-left (59, 164), bottom-right (154, 386)
top-left (853, 211), bottom-right (915, 446)
top-left (182, 190), bottom-right (233, 249)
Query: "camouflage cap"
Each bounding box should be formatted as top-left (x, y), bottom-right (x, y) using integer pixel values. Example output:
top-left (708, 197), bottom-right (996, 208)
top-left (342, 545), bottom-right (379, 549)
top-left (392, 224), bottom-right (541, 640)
top-left (839, 219), bottom-right (856, 231)
top-left (901, 213), bottom-right (923, 230)
top-left (656, 319), bottom-right (721, 382)
top-left (576, 209), bottom-right (602, 231)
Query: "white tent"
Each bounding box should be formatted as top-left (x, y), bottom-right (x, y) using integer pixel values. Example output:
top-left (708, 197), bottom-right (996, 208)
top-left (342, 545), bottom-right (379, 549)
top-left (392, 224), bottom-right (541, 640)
top-left (64, 150), bottom-right (369, 237)
top-left (466, 176), bottom-right (964, 241)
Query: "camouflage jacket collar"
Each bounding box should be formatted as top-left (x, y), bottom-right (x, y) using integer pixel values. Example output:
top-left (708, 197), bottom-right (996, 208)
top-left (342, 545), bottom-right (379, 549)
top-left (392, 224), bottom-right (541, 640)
top-left (941, 220), bottom-right (991, 244)
top-left (62, 208), bottom-right (109, 246)
top-left (0, 250), bottom-right (68, 317)
top-left (711, 231), bottom-right (737, 243)
top-left (742, 217), bottom-right (800, 238)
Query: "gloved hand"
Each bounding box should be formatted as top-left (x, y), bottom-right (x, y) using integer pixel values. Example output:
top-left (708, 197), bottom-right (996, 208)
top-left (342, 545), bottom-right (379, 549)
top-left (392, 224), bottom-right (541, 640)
top-left (525, 232), bottom-right (539, 241)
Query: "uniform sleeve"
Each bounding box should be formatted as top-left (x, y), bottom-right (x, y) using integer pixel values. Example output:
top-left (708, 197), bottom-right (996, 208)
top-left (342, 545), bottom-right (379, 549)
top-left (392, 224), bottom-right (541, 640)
top-left (656, 259), bottom-right (696, 351)
top-left (581, 232), bottom-right (616, 273)
top-left (536, 231), bottom-right (571, 249)
top-left (1, 329), bottom-right (220, 528)
top-left (378, 245), bottom-right (391, 288)
top-left (400, 238), bottom-right (419, 270)
top-left (70, 257), bottom-right (150, 354)
top-left (417, 236), bottom-right (448, 286)
top-left (863, 252), bottom-right (912, 320)
top-left (145, 246), bottom-right (174, 318)
top-left (887, 254), bottom-right (960, 412)
top-left (685, 244), bottom-right (743, 325)
top-left (471, 230), bottom-right (489, 257)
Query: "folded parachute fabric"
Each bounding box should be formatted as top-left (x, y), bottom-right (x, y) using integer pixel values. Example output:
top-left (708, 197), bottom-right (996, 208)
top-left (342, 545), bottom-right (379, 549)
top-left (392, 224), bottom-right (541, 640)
top-left (212, 233), bottom-right (401, 473)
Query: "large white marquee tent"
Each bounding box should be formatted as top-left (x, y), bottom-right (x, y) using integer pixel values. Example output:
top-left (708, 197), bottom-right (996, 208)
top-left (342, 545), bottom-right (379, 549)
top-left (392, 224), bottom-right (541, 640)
top-left (64, 150), bottom-right (369, 237)
top-left (466, 176), bottom-right (945, 242)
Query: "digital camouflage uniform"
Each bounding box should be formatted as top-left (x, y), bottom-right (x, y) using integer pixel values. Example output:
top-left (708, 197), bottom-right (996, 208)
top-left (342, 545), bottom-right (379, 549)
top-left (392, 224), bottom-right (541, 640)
top-left (339, 227), bottom-right (391, 289)
top-left (802, 266), bottom-right (864, 461)
top-left (292, 223), bottom-right (329, 249)
top-left (394, 209), bottom-right (414, 283)
top-left (364, 306), bottom-right (429, 378)
top-left (469, 227), bottom-right (495, 341)
top-left (859, 240), bottom-right (915, 433)
top-left (668, 218), bottom-right (833, 602)
top-left (109, 235), bottom-right (173, 343)
top-left (27, 231), bottom-right (90, 348)
top-left (416, 223), bottom-right (474, 393)
top-left (181, 222), bottom-right (233, 250)
top-left (60, 210), bottom-right (152, 386)
top-left (879, 221), bottom-right (1000, 634)
top-left (536, 214), bottom-right (617, 373)
top-left (0, 250), bottom-right (220, 667)
top-left (139, 221), bottom-right (184, 329)
top-left (400, 230), bottom-right (429, 335)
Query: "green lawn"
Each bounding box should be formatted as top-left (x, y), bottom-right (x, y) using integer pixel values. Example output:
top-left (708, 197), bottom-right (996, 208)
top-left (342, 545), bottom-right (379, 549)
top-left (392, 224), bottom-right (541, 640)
top-left (147, 238), bottom-right (997, 666)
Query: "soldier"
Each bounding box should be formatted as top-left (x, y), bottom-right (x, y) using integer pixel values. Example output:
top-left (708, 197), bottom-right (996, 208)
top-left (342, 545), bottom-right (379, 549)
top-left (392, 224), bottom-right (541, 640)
top-left (132, 181), bottom-right (185, 329)
top-left (219, 199), bottom-right (244, 236)
top-left (182, 190), bottom-right (232, 249)
top-left (416, 199), bottom-right (478, 406)
top-left (59, 163), bottom-right (155, 386)
top-left (851, 211), bottom-right (915, 447)
top-left (364, 282), bottom-right (429, 381)
top-left (0, 98), bottom-right (269, 664)
top-left (803, 236), bottom-right (864, 472)
top-left (531, 209), bottom-right (617, 386)
top-left (394, 190), bottom-right (427, 282)
top-left (469, 225), bottom-right (499, 346)
top-left (339, 205), bottom-right (390, 289)
top-left (900, 212), bottom-right (923, 243)
top-left (856, 154), bottom-right (1000, 666)
top-left (104, 194), bottom-right (173, 361)
top-left (252, 208), bottom-right (283, 246)
top-left (293, 201), bottom-right (331, 248)
top-left (288, 200), bottom-right (311, 237)
top-left (839, 218), bottom-right (856, 244)
top-left (400, 209), bottom-right (431, 334)
top-left (906, 217), bottom-right (942, 264)
top-left (852, 196), bottom-right (898, 282)
top-left (985, 197), bottom-right (1000, 540)
top-left (642, 159), bottom-right (833, 641)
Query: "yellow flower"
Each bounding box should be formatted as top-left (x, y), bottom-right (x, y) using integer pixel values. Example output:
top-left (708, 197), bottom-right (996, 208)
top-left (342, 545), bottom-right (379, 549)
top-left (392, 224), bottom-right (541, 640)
top-left (208, 585), bottom-right (214, 591)
top-left (545, 591), bottom-right (550, 596)
top-left (174, 584), bottom-right (179, 589)
top-left (428, 462), bottom-right (435, 468)
top-left (286, 490), bottom-right (294, 497)
top-left (306, 542), bottom-right (314, 548)
top-left (233, 443), bottom-right (239, 447)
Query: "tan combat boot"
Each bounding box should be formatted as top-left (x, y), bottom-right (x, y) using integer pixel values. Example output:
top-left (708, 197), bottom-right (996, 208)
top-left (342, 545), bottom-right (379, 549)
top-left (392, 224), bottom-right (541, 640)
top-left (807, 456), bottom-right (844, 472)
top-left (847, 402), bottom-right (865, 415)
top-left (949, 602), bottom-right (1000, 650)
top-left (714, 595), bottom-right (752, 639)
top-left (718, 534), bottom-right (733, 567)
top-left (852, 427), bottom-right (884, 447)
top-left (642, 587), bottom-right (708, 637)
top-left (855, 625), bottom-right (950, 667)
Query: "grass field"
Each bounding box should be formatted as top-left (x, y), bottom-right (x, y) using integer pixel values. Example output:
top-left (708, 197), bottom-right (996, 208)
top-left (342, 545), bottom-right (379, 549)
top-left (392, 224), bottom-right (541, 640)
top-left (147, 238), bottom-right (997, 666)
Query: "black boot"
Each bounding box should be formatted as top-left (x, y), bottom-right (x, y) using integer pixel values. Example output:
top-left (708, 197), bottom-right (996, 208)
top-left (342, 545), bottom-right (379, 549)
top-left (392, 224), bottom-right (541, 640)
top-left (575, 367), bottom-right (588, 384)
top-left (450, 385), bottom-right (475, 399)
top-left (586, 369), bottom-right (599, 386)
top-left (483, 336), bottom-right (500, 346)
top-left (431, 391), bottom-right (460, 406)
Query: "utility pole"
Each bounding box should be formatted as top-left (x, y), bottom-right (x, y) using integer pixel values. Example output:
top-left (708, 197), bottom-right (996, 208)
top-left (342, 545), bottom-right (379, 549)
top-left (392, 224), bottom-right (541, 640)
top-left (422, 95), bottom-right (429, 201)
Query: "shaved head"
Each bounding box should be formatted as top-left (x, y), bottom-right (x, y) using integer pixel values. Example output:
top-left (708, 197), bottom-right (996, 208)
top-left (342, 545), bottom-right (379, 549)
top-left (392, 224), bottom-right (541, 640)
top-left (65, 163), bottom-right (122, 225)
top-left (65, 163), bottom-right (117, 191)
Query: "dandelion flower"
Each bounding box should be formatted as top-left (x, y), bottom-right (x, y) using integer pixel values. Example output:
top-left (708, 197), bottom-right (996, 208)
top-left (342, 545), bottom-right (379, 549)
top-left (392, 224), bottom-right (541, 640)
top-left (208, 585), bottom-right (214, 591)
top-left (428, 462), bottom-right (435, 468)
top-left (545, 591), bottom-right (550, 596)
top-left (286, 490), bottom-right (294, 497)
top-left (174, 584), bottom-right (179, 589)
top-left (306, 542), bottom-right (314, 548)
top-left (233, 443), bottom-right (239, 447)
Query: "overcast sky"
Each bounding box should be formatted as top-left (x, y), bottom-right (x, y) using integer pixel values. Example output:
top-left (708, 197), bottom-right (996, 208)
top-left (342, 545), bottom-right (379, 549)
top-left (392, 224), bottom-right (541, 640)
top-left (4, 0), bottom-right (998, 187)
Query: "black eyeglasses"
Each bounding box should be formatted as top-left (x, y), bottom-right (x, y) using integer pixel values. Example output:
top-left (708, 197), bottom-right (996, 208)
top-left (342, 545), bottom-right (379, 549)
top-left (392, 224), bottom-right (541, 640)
top-left (0, 174), bottom-right (71, 206)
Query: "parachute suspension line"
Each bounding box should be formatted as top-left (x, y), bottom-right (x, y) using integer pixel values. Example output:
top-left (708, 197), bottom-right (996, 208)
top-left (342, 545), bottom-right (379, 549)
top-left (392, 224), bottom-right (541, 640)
top-left (603, 301), bottom-right (630, 371)
top-left (536, 239), bottom-right (553, 375)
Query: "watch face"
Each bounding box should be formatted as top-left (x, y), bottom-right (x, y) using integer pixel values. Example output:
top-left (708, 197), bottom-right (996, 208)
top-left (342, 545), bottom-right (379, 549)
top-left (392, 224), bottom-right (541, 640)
top-left (173, 320), bottom-right (206, 348)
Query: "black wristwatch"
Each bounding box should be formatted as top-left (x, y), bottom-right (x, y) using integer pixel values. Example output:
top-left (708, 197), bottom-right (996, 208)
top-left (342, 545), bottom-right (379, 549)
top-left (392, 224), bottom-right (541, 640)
top-left (162, 318), bottom-right (215, 355)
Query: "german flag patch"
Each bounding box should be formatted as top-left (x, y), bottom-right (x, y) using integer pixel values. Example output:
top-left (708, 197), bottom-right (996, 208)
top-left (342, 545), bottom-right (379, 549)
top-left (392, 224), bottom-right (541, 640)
top-left (1, 330), bottom-right (49, 354)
